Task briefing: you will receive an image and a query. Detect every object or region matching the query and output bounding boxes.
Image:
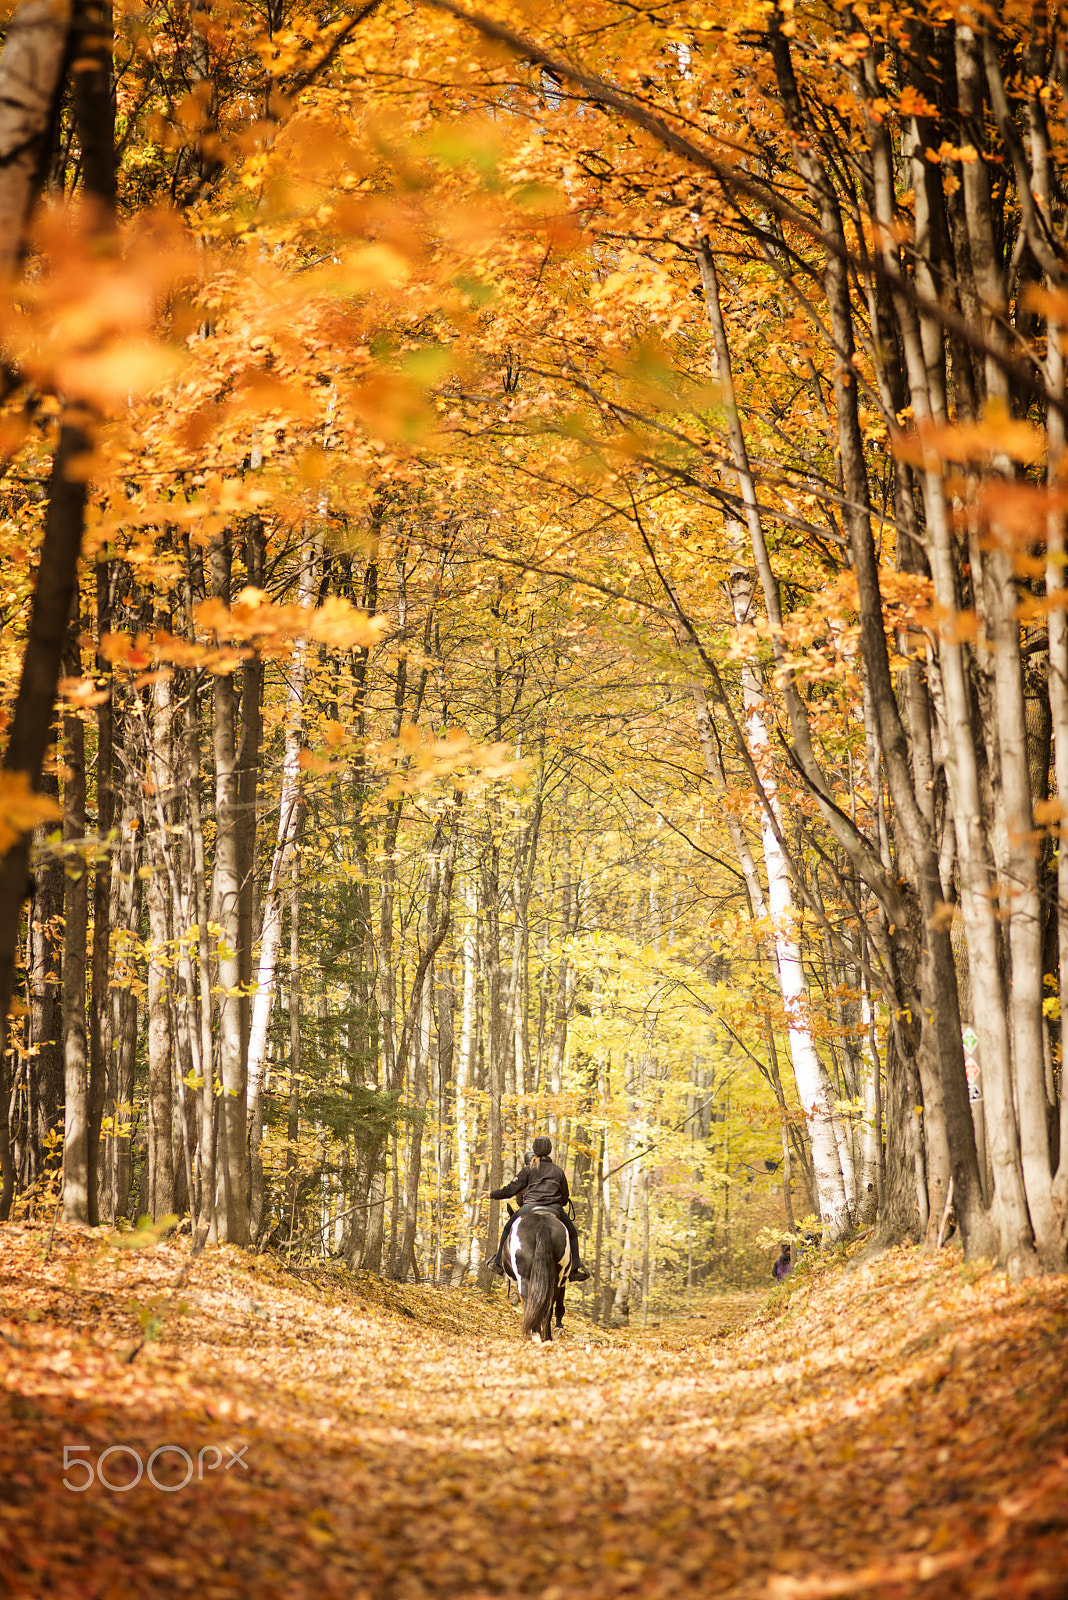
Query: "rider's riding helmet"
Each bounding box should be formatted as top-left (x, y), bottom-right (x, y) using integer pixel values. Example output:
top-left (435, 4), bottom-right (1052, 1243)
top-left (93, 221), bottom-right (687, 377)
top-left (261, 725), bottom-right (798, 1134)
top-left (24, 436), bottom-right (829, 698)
top-left (532, 1135), bottom-right (552, 1158)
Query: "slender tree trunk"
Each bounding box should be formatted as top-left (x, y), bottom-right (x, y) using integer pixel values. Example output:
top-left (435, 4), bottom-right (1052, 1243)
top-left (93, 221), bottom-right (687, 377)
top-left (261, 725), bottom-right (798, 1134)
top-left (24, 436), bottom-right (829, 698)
top-left (1046, 318), bottom-right (1068, 1242)
top-left (76, 0), bottom-right (118, 1213)
top-left (27, 779), bottom-right (64, 1186)
top-left (145, 656), bottom-right (176, 1221)
top-left (146, 867), bottom-right (175, 1220)
top-left (398, 963), bottom-right (433, 1280)
top-left (237, 518), bottom-right (265, 1224)
top-left (245, 535), bottom-right (319, 1196)
top-left (859, 972), bottom-right (884, 1220)
top-left (0, 0), bottom-right (73, 280)
top-left (452, 872), bottom-right (478, 1284)
top-left (285, 838), bottom-right (301, 1239)
top-left (0, 423), bottom-right (91, 1219)
top-left (611, 1155), bottom-right (641, 1323)
top-left (61, 699), bottom-right (89, 1224)
top-left (186, 663), bottom-right (216, 1251)
top-left (106, 712), bottom-right (142, 1224)
top-left (727, 555), bottom-right (851, 1239)
top-left (84, 562), bottom-right (114, 1225)
top-left (208, 530), bottom-right (249, 1244)
top-left (479, 833), bottom-right (505, 1285)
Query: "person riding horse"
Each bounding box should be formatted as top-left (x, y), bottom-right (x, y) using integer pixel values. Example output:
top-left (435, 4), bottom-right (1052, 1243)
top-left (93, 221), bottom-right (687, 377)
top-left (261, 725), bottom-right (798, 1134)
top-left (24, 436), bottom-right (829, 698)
top-left (489, 1136), bottom-right (591, 1281)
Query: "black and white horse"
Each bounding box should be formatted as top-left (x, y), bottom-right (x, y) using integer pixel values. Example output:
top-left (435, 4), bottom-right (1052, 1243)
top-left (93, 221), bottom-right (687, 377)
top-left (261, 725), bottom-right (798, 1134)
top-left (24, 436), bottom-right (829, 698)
top-left (504, 1206), bottom-right (570, 1342)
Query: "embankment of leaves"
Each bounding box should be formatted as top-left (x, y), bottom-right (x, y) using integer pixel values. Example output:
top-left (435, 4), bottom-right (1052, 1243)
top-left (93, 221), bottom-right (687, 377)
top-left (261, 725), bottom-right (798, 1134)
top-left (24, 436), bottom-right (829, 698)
top-left (1, 1223), bottom-right (1067, 1600)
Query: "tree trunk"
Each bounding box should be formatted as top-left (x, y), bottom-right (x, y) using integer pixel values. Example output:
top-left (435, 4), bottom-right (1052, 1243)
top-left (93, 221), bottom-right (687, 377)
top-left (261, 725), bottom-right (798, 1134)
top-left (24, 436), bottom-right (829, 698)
top-left (106, 709), bottom-right (143, 1224)
top-left (187, 662), bottom-right (216, 1251)
top-left (285, 838), bottom-right (301, 1240)
top-left (0, 423), bottom-right (90, 1219)
top-left (209, 529), bottom-right (248, 1244)
top-left (245, 534), bottom-right (319, 1205)
top-left (0, 0), bottom-right (73, 279)
top-left (479, 832), bottom-right (505, 1285)
top-left (145, 659), bottom-right (175, 1221)
top-left (61, 700), bottom-right (89, 1224)
top-left (727, 554), bottom-right (851, 1239)
top-left (88, 563), bottom-right (115, 1226)
top-left (769, 20), bottom-right (995, 1260)
top-left (27, 778), bottom-right (64, 1187)
top-left (1045, 318), bottom-right (1068, 1243)
top-left (451, 872), bottom-right (479, 1284)
top-left (237, 517), bottom-right (265, 1225)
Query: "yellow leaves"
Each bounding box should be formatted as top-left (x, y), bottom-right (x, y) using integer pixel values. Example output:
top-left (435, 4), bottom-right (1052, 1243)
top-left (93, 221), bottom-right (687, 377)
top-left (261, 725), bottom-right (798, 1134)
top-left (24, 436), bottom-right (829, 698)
top-left (382, 725), bottom-right (526, 796)
top-left (895, 84), bottom-right (938, 118)
top-left (99, 632), bottom-right (153, 670)
top-left (333, 243), bottom-right (412, 294)
top-left (893, 408), bottom-right (1045, 469)
top-left (0, 412), bottom-right (31, 461)
top-left (344, 371), bottom-right (440, 445)
top-left (57, 340), bottom-right (182, 407)
top-left (304, 1510), bottom-right (336, 1546)
top-left (974, 479), bottom-right (1068, 540)
top-left (195, 590), bottom-right (389, 652)
top-left (57, 675), bottom-right (110, 709)
top-left (96, 595), bottom-right (387, 688)
top-left (4, 1223), bottom-right (1064, 1600)
top-left (825, 31), bottom-right (871, 66)
top-left (932, 606), bottom-right (979, 645)
top-left (589, 255), bottom-right (680, 326)
top-left (1032, 800), bottom-right (1068, 852)
top-left (422, 120), bottom-right (504, 179)
top-left (0, 208), bottom-right (194, 414)
top-left (308, 596), bottom-right (389, 651)
top-left (926, 140), bottom-right (980, 165)
top-left (1020, 281), bottom-right (1068, 324)
top-left (926, 902), bottom-right (955, 933)
top-left (0, 771), bottom-right (63, 855)
top-left (1034, 798), bottom-right (1065, 826)
top-left (231, 368), bottom-right (321, 420)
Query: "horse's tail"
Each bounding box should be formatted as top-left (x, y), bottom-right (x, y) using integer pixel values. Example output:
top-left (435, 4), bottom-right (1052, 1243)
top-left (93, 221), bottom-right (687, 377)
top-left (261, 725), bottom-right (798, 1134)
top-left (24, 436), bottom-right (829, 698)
top-left (522, 1223), bottom-right (556, 1341)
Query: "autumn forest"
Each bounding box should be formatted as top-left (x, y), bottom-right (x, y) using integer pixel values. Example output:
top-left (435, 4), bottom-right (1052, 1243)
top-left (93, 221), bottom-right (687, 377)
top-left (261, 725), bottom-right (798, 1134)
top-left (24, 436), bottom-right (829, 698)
top-left (1, 0), bottom-right (1068, 1594)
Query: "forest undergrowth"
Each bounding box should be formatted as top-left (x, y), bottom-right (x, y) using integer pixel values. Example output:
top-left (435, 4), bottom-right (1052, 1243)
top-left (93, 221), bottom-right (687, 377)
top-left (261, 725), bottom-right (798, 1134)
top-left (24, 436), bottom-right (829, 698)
top-left (1, 1225), bottom-right (1066, 1600)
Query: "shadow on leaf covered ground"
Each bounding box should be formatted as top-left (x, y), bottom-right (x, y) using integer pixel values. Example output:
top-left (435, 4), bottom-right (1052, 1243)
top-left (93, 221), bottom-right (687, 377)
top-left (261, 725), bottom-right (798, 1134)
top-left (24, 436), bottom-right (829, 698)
top-left (1, 1224), bottom-right (1066, 1599)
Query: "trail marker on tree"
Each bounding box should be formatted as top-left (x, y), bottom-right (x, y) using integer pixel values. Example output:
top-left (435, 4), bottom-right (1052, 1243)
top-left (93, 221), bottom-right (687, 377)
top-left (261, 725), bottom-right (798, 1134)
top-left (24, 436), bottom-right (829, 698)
top-left (962, 1029), bottom-right (982, 1104)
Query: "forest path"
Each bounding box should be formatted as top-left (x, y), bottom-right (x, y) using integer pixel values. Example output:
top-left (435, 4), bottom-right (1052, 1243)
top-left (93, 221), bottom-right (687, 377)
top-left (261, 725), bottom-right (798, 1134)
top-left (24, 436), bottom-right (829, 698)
top-left (1, 1226), bottom-right (1067, 1600)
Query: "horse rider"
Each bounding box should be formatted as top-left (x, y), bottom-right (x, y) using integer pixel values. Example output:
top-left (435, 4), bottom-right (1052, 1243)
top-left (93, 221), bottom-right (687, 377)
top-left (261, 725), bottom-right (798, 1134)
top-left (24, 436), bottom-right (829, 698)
top-left (488, 1135), bottom-right (591, 1281)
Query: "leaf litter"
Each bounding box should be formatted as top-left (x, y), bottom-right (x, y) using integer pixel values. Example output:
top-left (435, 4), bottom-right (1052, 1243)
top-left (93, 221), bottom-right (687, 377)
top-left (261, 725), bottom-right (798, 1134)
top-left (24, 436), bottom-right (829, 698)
top-left (0, 1224), bottom-right (1066, 1599)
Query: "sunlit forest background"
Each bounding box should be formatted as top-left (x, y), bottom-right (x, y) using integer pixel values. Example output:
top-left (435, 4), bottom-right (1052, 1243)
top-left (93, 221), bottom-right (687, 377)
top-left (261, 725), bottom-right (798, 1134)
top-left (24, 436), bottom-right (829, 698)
top-left (2, 0), bottom-right (1067, 1309)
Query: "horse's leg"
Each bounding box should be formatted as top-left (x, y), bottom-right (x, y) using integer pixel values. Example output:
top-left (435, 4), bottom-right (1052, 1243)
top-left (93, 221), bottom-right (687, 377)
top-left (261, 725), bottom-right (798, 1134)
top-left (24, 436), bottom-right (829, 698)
top-left (555, 1283), bottom-right (566, 1330)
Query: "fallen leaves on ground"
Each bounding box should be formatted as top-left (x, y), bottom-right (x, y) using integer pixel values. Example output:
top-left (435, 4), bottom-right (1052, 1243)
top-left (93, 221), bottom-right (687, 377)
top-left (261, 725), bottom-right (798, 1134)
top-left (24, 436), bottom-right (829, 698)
top-left (1, 1224), bottom-right (1066, 1599)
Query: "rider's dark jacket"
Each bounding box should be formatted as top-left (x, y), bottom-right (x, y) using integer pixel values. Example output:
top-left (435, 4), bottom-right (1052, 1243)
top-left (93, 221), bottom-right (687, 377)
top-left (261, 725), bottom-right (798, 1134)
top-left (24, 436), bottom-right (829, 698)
top-left (491, 1159), bottom-right (570, 1211)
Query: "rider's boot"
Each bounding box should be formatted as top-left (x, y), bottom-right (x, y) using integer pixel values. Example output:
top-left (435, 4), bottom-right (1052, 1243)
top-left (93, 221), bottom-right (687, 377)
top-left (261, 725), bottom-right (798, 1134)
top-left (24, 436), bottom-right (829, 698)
top-left (568, 1259), bottom-right (591, 1281)
top-left (490, 1249), bottom-right (506, 1276)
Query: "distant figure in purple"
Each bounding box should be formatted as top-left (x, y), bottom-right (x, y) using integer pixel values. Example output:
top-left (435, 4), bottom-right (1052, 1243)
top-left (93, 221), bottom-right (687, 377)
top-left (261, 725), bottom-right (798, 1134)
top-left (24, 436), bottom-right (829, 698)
top-left (773, 1242), bottom-right (792, 1281)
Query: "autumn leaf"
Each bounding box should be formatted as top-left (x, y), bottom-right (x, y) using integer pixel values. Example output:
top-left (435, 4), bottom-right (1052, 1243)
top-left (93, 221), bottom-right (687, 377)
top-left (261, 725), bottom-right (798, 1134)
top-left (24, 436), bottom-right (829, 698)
top-left (0, 771), bottom-right (63, 853)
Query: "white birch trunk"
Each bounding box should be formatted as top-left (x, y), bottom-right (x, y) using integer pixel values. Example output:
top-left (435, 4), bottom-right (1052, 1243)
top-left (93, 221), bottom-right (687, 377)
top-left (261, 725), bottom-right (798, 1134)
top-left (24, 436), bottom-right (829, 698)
top-left (0, 1), bottom-right (71, 278)
top-left (452, 873), bottom-right (479, 1283)
top-left (1046, 318), bottom-right (1068, 1240)
top-left (727, 559), bottom-right (851, 1239)
top-left (858, 987), bottom-right (881, 1222)
top-left (245, 542), bottom-right (319, 1124)
top-left (611, 1154), bottom-right (642, 1322)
